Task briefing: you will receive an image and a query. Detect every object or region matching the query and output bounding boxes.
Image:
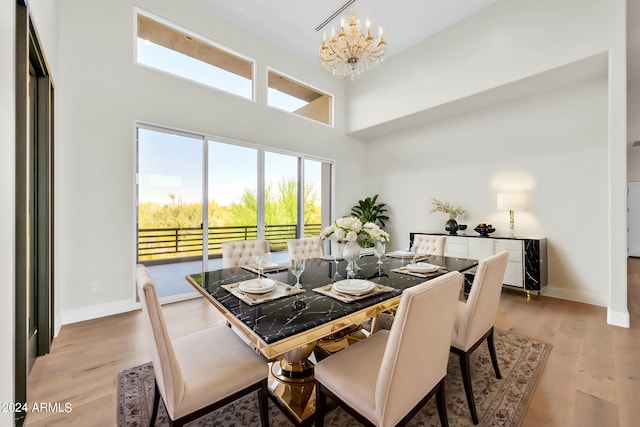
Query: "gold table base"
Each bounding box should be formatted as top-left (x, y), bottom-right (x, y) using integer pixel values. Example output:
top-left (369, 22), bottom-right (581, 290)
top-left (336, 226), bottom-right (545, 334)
top-left (267, 325), bottom-right (367, 425)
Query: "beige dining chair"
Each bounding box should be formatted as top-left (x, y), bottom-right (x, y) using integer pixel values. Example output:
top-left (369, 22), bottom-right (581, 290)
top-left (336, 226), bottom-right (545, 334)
top-left (136, 265), bottom-right (271, 427)
top-left (450, 251), bottom-right (509, 424)
top-left (367, 234), bottom-right (447, 334)
top-left (287, 236), bottom-right (323, 260)
top-left (315, 271), bottom-right (463, 427)
top-left (412, 234), bottom-right (447, 256)
top-left (221, 239), bottom-right (269, 268)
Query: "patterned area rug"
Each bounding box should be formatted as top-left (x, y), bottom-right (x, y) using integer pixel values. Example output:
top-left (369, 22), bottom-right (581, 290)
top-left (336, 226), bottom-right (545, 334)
top-left (117, 328), bottom-right (551, 426)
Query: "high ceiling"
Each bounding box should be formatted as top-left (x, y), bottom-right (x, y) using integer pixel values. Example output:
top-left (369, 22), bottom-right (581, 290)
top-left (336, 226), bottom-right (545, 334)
top-left (192, 0), bottom-right (640, 146)
top-left (193, 0), bottom-right (498, 66)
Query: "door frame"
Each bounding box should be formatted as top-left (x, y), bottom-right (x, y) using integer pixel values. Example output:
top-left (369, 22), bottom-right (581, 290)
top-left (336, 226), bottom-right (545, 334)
top-left (15, 2), bottom-right (54, 424)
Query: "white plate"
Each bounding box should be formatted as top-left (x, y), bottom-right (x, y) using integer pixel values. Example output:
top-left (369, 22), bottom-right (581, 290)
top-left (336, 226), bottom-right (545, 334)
top-left (333, 279), bottom-right (375, 295)
top-left (239, 278), bottom-right (276, 294)
top-left (388, 250), bottom-right (414, 258)
top-left (406, 262), bottom-right (439, 273)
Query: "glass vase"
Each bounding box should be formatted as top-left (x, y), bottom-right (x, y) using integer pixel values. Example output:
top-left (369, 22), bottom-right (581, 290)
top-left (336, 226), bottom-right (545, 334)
top-left (342, 241), bottom-right (362, 279)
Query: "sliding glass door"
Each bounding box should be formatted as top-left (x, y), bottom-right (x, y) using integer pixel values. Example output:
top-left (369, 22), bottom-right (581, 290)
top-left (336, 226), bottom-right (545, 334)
top-left (207, 141), bottom-right (258, 268)
top-left (264, 152), bottom-right (299, 250)
top-left (137, 127), bottom-right (205, 269)
top-left (136, 124), bottom-right (333, 297)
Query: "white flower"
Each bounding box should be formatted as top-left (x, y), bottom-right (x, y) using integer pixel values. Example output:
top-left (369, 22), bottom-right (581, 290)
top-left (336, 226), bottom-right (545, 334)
top-left (319, 215), bottom-right (389, 243)
top-left (320, 225), bottom-right (334, 238)
top-left (334, 228), bottom-right (346, 240)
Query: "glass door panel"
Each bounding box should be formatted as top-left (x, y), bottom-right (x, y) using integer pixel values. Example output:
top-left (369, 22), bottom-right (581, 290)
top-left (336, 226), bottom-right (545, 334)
top-left (264, 152), bottom-right (298, 251)
top-left (137, 127), bottom-right (204, 297)
top-left (207, 140), bottom-right (258, 268)
top-left (303, 159), bottom-right (322, 237)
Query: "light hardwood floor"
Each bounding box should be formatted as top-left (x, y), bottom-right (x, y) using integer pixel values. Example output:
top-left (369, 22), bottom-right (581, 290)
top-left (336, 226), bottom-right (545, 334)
top-left (25, 260), bottom-right (640, 426)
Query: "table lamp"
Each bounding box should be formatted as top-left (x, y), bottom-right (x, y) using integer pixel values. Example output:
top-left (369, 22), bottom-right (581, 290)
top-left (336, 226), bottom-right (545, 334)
top-left (497, 192), bottom-right (527, 237)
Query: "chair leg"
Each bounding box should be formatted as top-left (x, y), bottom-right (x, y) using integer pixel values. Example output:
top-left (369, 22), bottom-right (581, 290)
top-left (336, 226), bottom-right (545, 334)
top-left (435, 378), bottom-right (449, 427)
top-left (487, 327), bottom-right (502, 379)
top-left (458, 352), bottom-right (479, 425)
top-left (315, 384), bottom-right (326, 427)
top-left (258, 380), bottom-right (269, 427)
top-left (150, 380), bottom-right (160, 427)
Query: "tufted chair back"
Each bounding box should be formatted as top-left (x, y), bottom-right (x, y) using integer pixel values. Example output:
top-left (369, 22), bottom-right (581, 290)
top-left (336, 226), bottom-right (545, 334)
top-left (221, 240), bottom-right (270, 268)
top-left (287, 236), bottom-right (323, 260)
top-left (412, 234), bottom-right (446, 256)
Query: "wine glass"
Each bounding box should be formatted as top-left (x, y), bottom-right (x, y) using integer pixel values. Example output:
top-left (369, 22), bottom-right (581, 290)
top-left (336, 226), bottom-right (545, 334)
top-left (411, 245), bottom-right (419, 264)
top-left (262, 251), bottom-right (272, 269)
top-left (374, 241), bottom-right (386, 265)
top-left (331, 241), bottom-right (345, 280)
top-left (290, 259), bottom-right (305, 288)
top-left (253, 250), bottom-right (265, 282)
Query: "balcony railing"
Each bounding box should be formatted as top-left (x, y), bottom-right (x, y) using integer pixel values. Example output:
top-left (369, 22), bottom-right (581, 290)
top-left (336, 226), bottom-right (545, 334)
top-left (137, 223), bottom-right (322, 264)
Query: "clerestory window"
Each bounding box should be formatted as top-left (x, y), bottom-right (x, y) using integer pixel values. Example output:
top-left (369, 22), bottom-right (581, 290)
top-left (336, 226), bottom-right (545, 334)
top-left (267, 69), bottom-right (333, 126)
top-left (135, 11), bottom-right (254, 100)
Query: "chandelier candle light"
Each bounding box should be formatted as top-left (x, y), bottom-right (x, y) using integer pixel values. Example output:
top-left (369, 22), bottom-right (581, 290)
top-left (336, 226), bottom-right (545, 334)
top-left (319, 10), bottom-right (386, 79)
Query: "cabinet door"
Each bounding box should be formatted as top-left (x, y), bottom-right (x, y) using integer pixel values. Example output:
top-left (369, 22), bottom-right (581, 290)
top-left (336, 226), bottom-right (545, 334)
top-left (503, 262), bottom-right (524, 287)
top-left (445, 236), bottom-right (468, 258)
top-left (468, 238), bottom-right (494, 261)
top-left (495, 240), bottom-right (524, 287)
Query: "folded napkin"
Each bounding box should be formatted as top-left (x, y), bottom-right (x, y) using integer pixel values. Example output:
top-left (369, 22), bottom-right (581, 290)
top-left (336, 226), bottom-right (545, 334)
top-left (391, 266), bottom-right (447, 279)
top-left (313, 283), bottom-right (396, 303)
top-left (242, 263), bottom-right (287, 274)
top-left (223, 280), bottom-right (303, 306)
top-left (319, 255), bottom-right (344, 261)
top-left (385, 251), bottom-right (414, 259)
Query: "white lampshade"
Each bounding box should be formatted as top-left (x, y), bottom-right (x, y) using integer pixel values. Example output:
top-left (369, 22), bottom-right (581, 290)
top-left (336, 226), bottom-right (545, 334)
top-left (497, 192), bottom-right (527, 210)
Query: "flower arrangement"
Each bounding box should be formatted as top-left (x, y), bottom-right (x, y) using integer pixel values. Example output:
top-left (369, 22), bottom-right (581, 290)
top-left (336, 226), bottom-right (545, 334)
top-left (320, 216), bottom-right (390, 244)
top-left (430, 198), bottom-right (466, 220)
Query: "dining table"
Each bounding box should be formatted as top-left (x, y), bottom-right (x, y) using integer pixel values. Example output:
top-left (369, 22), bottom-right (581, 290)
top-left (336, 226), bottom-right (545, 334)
top-left (186, 252), bottom-right (478, 425)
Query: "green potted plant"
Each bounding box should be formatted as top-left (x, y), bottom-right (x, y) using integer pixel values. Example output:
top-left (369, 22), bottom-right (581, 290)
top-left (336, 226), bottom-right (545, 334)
top-left (351, 194), bottom-right (389, 247)
top-left (351, 194), bottom-right (389, 227)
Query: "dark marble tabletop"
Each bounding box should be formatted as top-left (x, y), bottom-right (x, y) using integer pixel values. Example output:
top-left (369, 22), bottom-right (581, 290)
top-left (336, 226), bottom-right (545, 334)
top-left (187, 255), bottom-right (477, 350)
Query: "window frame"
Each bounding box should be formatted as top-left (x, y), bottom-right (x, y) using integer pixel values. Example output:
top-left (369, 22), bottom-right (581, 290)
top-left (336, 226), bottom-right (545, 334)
top-left (133, 8), bottom-right (257, 101)
top-left (266, 66), bottom-right (335, 127)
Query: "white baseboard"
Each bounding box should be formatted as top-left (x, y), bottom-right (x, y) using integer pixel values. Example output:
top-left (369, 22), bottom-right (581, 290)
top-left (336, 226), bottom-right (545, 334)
top-left (57, 293), bottom-right (200, 332)
top-left (159, 291), bottom-right (200, 304)
top-left (541, 285), bottom-right (608, 307)
top-left (607, 308), bottom-right (630, 328)
top-left (59, 299), bottom-right (138, 327)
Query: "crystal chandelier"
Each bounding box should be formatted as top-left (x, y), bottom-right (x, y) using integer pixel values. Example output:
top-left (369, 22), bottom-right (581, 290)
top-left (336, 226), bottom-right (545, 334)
top-left (319, 10), bottom-right (386, 80)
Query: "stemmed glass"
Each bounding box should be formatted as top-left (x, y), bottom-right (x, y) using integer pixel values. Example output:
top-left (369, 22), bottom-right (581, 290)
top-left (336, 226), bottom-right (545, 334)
top-left (290, 259), bottom-right (305, 289)
top-left (331, 241), bottom-right (345, 280)
top-left (411, 245), bottom-right (420, 264)
top-left (253, 250), bottom-right (265, 283)
top-left (374, 241), bottom-right (386, 265)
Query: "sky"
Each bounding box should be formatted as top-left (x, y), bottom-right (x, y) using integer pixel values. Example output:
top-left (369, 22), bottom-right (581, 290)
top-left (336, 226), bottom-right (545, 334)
top-left (138, 128), bottom-right (322, 206)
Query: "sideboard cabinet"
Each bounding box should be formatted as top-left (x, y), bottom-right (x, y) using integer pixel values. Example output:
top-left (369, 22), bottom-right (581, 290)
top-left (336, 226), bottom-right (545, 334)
top-left (409, 232), bottom-right (548, 296)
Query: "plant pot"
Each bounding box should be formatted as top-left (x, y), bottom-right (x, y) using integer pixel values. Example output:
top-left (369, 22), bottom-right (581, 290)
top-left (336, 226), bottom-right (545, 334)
top-left (445, 219), bottom-right (459, 235)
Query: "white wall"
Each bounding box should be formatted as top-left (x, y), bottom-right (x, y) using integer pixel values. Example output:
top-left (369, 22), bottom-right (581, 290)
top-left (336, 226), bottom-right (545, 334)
top-left (56, 0), bottom-right (366, 319)
top-left (348, 0), bottom-right (621, 134)
top-left (0, 1), bottom-right (16, 422)
top-left (350, 0), bottom-right (627, 323)
top-left (366, 76), bottom-right (609, 304)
